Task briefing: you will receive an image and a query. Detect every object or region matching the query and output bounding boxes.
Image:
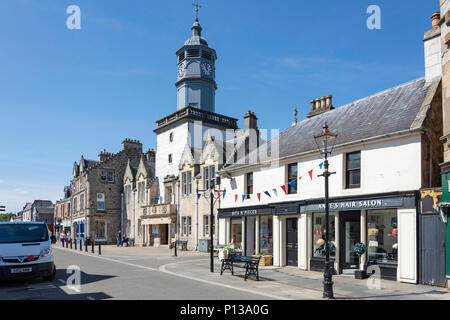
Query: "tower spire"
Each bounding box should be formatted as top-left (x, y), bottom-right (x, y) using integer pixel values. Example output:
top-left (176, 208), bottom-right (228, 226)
top-left (192, 0), bottom-right (202, 21)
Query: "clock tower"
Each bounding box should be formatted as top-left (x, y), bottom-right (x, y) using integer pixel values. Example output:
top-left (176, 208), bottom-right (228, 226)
top-left (176, 18), bottom-right (217, 113)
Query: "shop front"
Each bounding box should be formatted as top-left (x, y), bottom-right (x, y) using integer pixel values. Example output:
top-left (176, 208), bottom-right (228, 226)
top-left (301, 192), bottom-right (417, 281)
top-left (219, 206), bottom-right (274, 261)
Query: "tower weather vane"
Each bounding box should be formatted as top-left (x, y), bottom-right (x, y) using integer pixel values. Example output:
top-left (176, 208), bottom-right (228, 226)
top-left (193, 0), bottom-right (202, 20)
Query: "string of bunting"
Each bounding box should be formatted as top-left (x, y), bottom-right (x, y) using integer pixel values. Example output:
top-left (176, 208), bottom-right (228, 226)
top-left (196, 161), bottom-right (326, 202)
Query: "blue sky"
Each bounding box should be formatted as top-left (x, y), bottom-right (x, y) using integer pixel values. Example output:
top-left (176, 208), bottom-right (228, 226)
top-left (0, 0), bottom-right (439, 212)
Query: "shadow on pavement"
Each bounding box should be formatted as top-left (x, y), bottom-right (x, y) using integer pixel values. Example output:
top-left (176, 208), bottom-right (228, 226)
top-left (0, 268), bottom-right (115, 300)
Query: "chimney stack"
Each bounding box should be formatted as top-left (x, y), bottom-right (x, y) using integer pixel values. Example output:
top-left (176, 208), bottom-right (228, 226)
top-left (121, 138), bottom-right (143, 152)
top-left (307, 95), bottom-right (334, 118)
top-left (244, 110), bottom-right (258, 132)
top-left (423, 12), bottom-right (442, 83)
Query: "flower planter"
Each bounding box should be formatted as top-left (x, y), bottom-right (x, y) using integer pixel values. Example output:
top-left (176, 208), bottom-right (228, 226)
top-left (258, 255), bottom-right (273, 266)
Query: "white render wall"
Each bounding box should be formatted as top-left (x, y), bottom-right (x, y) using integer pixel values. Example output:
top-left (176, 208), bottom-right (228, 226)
top-left (156, 122), bottom-right (189, 203)
top-left (156, 121), bottom-right (235, 204)
top-left (425, 35), bottom-right (442, 83)
top-left (219, 134), bottom-right (423, 208)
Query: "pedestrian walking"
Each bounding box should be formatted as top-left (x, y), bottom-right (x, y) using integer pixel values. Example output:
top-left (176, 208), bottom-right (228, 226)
top-left (67, 231), bottom-right (72, 244)
top-left (55, 230), bottom-right (60, 242)
top-left (116, 230), bottom-right (122, 247)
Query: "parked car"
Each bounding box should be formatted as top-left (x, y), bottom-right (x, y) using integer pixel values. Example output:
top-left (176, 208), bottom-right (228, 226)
top-left (0, 222), bottom-right (56, 281)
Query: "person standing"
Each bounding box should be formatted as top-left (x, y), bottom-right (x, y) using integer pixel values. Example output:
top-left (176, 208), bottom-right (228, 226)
top-left (116, 230), bottom-right (122, 247)
top-left (55, 230), bottom-right (60, 242)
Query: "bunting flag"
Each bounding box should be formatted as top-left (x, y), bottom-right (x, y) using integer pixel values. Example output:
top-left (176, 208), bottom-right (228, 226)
top-left (257, 193), bottom-right (261, 201)
top-left (217, 190), bottom-right (221, 197)
top-left (264, 191), bottom-right (271, 198)
top-left (197, 194), bottom-right (201, 200)
top-left (242, 194), bottom-right (246, 202)
top-left (288, 181), bottom-right (297, 190)
top-left (308, 170), bottom-right (313, 180)
top-left (281, 185), bottom-right (287, 194)
top-left (222, 191), bottom-right (226, 199)
top-left (319, 162), bottom-right (324, 170)
top-left (272, 188), bottom-right (278, 198)
top-left (235, 194), bottom-right (238, 202)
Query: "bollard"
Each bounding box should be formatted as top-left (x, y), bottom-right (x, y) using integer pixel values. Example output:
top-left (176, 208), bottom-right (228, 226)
top-left (98, 242), bottom-right (101, 255)
top-left (80, 239), bottom-right (82, 251)
top-left (74, 239), bottom-right (77, 250)
top-left (91, 241), bottom-right (94, 254)
top-left (85, 241), bottom-right (88, 252)
top-left (70, 240), bottom-right (72, 249)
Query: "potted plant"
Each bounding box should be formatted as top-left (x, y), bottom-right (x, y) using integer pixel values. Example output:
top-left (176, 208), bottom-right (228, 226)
top-left (354, 242), bottom-right (368, 279)
top-left (257, 254), bottom-right (273, 266)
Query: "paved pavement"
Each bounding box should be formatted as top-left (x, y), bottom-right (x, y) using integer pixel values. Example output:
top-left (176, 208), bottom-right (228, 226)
top-left (1, 243), bottom-right (449, 300)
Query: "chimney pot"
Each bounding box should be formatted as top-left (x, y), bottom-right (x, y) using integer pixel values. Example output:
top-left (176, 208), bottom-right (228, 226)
top-left (432, 12), bottom-right (440, 28)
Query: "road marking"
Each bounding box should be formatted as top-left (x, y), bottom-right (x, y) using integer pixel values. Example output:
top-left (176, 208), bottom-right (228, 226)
top-left (53, 247), bottom-right (286, 300)
top-left (158, 260), bottom-right (289, 300)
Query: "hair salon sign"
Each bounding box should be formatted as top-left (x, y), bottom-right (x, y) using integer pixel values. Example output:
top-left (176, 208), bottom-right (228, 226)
top-left (300, 196), bottom-right (409, 213)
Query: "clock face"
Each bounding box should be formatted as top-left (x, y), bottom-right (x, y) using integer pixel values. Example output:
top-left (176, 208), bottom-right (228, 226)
top-left (201, 62), bottom-right (213, 76)
top-left (178, 63), bottom-right (186, 78)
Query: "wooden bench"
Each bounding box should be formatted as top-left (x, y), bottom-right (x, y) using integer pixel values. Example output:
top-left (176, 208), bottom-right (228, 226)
top-left (170, 240), bottom-right (188, 251)
top-left (220, 252), bottom-right (261, 281)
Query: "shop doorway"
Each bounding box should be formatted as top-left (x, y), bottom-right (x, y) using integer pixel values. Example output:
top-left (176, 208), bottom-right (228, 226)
top-left (245, 217), bottom-right (256, 256)
top-left (286, 218), bottom-right (298, 266)
top-left (339, 212), bottom-right (361, 270)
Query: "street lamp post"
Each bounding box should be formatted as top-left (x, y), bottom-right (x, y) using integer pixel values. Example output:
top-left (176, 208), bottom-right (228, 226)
top-left (197, 177), bottom-right (224, 273)
top-left (174, 179), bottom-right (180, 257)
top-left (314, 121), bottom-right (337, 300)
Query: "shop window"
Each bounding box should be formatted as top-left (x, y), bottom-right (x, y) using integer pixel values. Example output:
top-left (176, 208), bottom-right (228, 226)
top-left (246, 172), bottom-right (253, 199)
top-left (312, 212), bottom-right (336, 258)
top-left (367, 210), bottom-right (398, 265)
top-left (287, 163), bottom-right (298, 194)
top-left (259, 216), bottom-right (273, 255)
top-left (230, 218), bottom-right (242, 248)
top-left (168, 154), bottom-right (173, 164)
top-left (345, 152), bottom-right (361, 188)
top-left (94, 220), bottom-right (107, 240)
top-left (169, 132), bottom-right (174, 142)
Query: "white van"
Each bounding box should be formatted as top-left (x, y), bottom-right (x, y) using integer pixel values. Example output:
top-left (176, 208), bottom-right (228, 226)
top-left (0, 222), bottom-right (56, 281)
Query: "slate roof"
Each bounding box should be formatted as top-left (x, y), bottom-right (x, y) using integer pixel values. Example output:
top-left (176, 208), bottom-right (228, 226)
top-left (223, 77), bottom-right (433, 172)
top-left (35, 207), bottom-right (54, 214)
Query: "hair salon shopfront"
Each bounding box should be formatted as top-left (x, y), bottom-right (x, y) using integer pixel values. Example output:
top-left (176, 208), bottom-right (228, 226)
top-left (218, 192), bottom-right (419, 283)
